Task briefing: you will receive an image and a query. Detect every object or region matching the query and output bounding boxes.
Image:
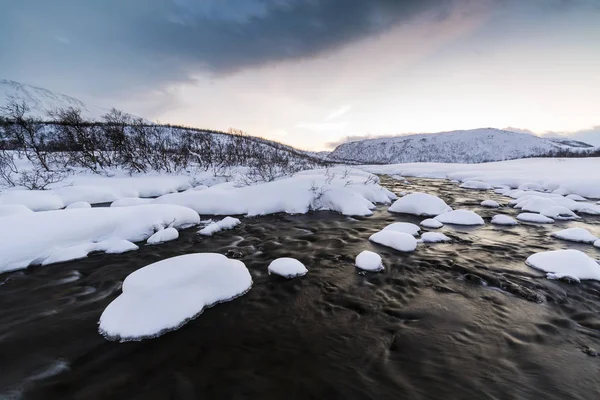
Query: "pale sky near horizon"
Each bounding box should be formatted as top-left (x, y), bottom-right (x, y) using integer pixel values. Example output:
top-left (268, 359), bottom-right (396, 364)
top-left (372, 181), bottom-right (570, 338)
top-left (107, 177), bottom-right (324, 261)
top-left (2, 0), bottom-right (599, 150)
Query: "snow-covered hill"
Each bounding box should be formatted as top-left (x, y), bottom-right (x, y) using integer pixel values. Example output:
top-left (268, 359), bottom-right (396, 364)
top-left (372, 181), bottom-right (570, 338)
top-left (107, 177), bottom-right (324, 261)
top-left (0, 79), bottom-right (108, 120)
top-left (329, 128), bottom-right (594, 164)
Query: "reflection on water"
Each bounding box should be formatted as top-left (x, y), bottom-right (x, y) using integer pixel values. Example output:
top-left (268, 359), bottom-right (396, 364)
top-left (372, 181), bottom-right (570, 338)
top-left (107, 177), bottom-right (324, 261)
top-left (1, 177), bottom-right (599, 399)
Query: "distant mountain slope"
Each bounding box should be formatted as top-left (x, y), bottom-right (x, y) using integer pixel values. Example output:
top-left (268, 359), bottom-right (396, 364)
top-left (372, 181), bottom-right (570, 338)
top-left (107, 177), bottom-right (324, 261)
top-left (0, 79), bottom-right (108, 120)
top-left (329, 128), bottom-right (595, 164)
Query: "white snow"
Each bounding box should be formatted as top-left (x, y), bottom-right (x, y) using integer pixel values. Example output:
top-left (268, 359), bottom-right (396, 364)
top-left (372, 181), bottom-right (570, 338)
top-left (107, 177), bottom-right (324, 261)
top-left (382, 222), bottom-right (420, 236)
top-left (369, 230), bottom-right (418, 252)
top-left (481, 200), bottom-right (500, 208)
top-left (551, 228), bottom-right (599, 244)
top-left (0, 204), bottom-right (33, 217)
top-left (98, 253), bottom-right (252, 341)
top-left (566, 194), bottom-right (587, 201)
top-left (65, 201), bottom-right (91, 209)
top-left (110, 198), bottom-right (154, 207)
top-left (526, 249), bottom-right (600, 281)
top-left (595, 240), bottom-right (600, 248)
top-left (355, 251), bottom-right (384, 272)
top-left (267, 258), bottom-right (308, 278)
top-left (434, 210), bottom-right (484, 226)
top-left (147, 227), bottom-right (180, 245)
top-left (516, 213), bottom-right (555, 224)
top-left (388, 192), bottom-right (452, 217)
top-left (420, 232), bottom-right (451, 243)
top-left (420, 218), bottom-right (443, 229)
top-left (0, 190), bottom-right (64, 211)
top-left (540, 206), bottom-right (579, 220)
top-left (491, 215), bottom-right (518, 226)
top-left (0, 205), bottom-right (200, 273)
top-left (460, 180), bottom-right (492, 190)
top-left (198, 217), bottom-right (241, 236)
top-left (42, 240), bottom-right (139, 265)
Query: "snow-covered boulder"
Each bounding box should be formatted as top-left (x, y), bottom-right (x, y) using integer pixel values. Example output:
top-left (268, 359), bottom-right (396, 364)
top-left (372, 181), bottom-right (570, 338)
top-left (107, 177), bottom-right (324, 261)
top-left (388, 193), bottom-right (451, 217)
top-left (65, 201), bottom-right (91, 209)
top-left (526, 249), bottom-right (600, 281)
top-left (369, 230), bottom-right (418, 252)
top-left (99, 253), bottom-right (252, 341)
top-left (566, 194), bottom-right (587, 201)
top-left (0, 204), bottom-right (33, 217)
top-left (595, 239), bottom-right (600, 248)
top-left (460, 180), bottom-right (492, 190)
top-left (382, 222), bottom-right (420, 236)
top-left (551, 228), bottom-right (599, 244)
top-left (517, 213), bottom-right (554, 224)
top-left (434, 210), bottom-right (484, 226)
top-left (198, 217), bottom-right (241, 236)
top-left (420, 218), bottom-right (443, 229)
top-left (481, 200), bottom-right (499, 208)
top-left (147, 227), bottom-right (179, 245)
top-left (420, 232), bottom-right (451, 243)
top-left (268, 258), bottom-right (308, 278)
top-left (540, 206), bottom-right (579, 220)
top-left (355, 251), bottom-right (384, 272)
top-left (491, 215), bottom-right (518, 226)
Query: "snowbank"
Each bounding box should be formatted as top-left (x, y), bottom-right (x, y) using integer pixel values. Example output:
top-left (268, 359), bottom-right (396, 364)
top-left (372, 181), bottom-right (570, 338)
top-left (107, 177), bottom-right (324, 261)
top-left (420, 232), bottom-right (451, 243)
top-left (110, 198), bottom-right (154, 207)
top-left (0, 204), bottom-right (33, 217)
top-left (517, 213), bottom-right (554, 224)
top-left (382, 222), bottom-right (420, 236)
top-left (99, 253), bottom-right (252, 341)
top-left (369, 230), bottom-right (418, 252)
top-left (420, 218), bottom-right (443, 229)
top-left (0, 205), bottom-right (200, 273)
top-left (155, 168), bottom-right (395, 217)
top-left (267, 258), bottom-right (308, 278)
top-left (491, 215), bottom-right (518, 226)
top-left (65, 201), bottom-right (91, 209)
top-left (540, 206), bottom-right (579, 220)
top-left (147, 227), bottom-right (179, 245)
top-left (0, 190), bottom-right (64, 211)
top-left (551, 228), bottom-right (598, 244)
top-left (355, 251), bottom-right (384, 271)
top-left (481, 200), bottom-right (499, 208)
top-left (434, 210), bottom-right (484, 226)
top-left (388, 192), bottom-right (452, 217)
top-left (526, 250), bottom-right (600, 281)
top-left (198, 217), bottom-right (241, 236)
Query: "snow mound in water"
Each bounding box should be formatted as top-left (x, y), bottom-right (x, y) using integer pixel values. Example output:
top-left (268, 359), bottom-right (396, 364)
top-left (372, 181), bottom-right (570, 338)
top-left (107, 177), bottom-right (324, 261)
top-left (369, 230), bottom-right (418, 252)
top-left (526, 249), bottom-right (600, 281)
top-left (420, 232), bottom-right (451, 243)
top-left (268, 258), bottom-right (308, 278)
top-left (147, 227), bottom-right (179, 245)
top-left (551, 228), bottom-right (599, 244)
top-left (355, 251), bottom-right (384, 271)
top-left (481, 200), bottom-right (499, 208)
top-left (0, 204), bottom-right (200, 273)
top-left (595, 240), bottom-right (600, 248)
top-left (540, 206), bottom-right (579, 220)
top-left (566, 194), bottom-right (587, 201)
top-left (517, 213), bottom-right (554, 224)
top-left (42, 239), bottom-right (139, 265)
top-left (388, 192), bottom-right (452, 216)
top-left (111, 198), bottom-right (154, 207)
top-left (460, 180), bottom-right (492, 190)
top-left (99, 253), bottom-right (252, 341)
top-left (491, 215), bottom-right (518, 226)
top-left (0, 204), bottom-right (33, 217)
top-left (382, 222), bottom-right (420, 236)
top-left (198, 217), bottom-right (241, 236)
top-left (65, 201), bottom-right (91, 209)
top-left (434, 210), bottom-right (484, 226)
top-left (420, 218), bottom-right (443, 229)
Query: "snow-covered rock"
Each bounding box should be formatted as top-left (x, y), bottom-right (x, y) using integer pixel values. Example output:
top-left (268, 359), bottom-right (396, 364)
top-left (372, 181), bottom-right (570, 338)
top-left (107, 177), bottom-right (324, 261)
top-left (420, 232), bottom-right (451, 243)
top-left (369, 230), bottom-right (418, 252)
top-left (198, 217), bottom-right (241, 236)
top-left (99, 253), bottom-right (252, 341)
top-left (517, 213), bottom-right (554, 224)
top-left (460, 180), bottom-right (492, 190)
top-left (481, 200), bottom-right (500, 208)
top-left (0, 204), bottom-right (200, 273)
top-left (551, 228), bottom-right (599, 244)
top-left (526, 249), bottom-right (600, 281)
top-left (382, 222), bottom-right (420, 236)
top-left (420, 218), bottom-right (443, 229)
top-left (388, 192), bottom-right (452, 217)
top-left (0, 204), bottom-right (33, 217)
top-left (147, 227), bottom-right (179, 245)
top-left (540, 206), bottom-right (579, 220)
top-left (65, 201), bottom-right (91, 209)
top-left (434, 210), bottom-right (484, 226)
top-left (268, 258), bottom-right (308, 278)
top-left (355, 251), bottom-right (384, 272)
top-left (491, 215), bottom-right (518, 226)
top-left (566, 194), bottom-right (587, 201)
top-left (595, 239), bottom-right (600, 248)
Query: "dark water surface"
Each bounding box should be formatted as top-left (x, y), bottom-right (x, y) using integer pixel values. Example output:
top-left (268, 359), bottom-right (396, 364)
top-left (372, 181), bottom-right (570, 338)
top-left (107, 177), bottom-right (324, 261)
top-left (1, 177), bottom-right (600, 399)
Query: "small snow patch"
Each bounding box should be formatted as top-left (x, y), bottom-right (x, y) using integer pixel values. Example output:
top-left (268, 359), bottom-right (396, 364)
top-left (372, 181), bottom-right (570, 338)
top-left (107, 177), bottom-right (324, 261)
top-left (268, 258), bottom-right (308, 278)
top-left (382, 222), bottom-right (420, 236)
top-left (369, 230), bottom-right (417, 252)
top-left (355, 251), bottom-right (384, 272)
top-left (595, 239), bottom-right (600, 248)
top-left (517, 213), bottom-right (554, 224)
top-left (460, 180), bottom-right (492, 190)
top-left (526, 249), bottom-right (600, 281)
top-left (551, 228), bottom-right (598, 244)
top-left (147, 227), bottom-right (179, 245)
top-left (420, 232), bottom-right (451, 243)
top-left (198, 217), bottom-right (241, 236)
top-left (481, 200), bottom-right (499, 208)
top-left (434, 210), bottom-right (484, 226)
top-left (388, 192), bottom-right (452, 217)
top-left (491, 215), bottom-right (518, 226)
top-left (420, 218), bottom-right (443, 229)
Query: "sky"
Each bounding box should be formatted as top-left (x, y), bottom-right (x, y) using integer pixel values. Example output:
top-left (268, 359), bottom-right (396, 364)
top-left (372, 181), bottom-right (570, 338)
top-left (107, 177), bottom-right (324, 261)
top-left (1, 0), bottom-right (600, 150)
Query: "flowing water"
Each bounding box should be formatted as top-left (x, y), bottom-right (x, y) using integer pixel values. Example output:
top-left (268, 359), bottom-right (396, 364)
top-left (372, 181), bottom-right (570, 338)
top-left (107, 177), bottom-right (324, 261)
top-left (1, 177), bottom-right (600, 399)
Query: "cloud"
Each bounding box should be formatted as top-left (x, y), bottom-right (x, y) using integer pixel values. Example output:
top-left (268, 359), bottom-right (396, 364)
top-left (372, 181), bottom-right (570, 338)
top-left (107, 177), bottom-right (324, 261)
top-left (324, 105), bottom-right (352, 122)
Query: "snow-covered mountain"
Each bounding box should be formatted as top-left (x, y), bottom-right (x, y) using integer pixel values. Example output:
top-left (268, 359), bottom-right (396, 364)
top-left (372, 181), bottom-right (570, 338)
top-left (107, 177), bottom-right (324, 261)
top-left (0, 79), bottom-right (108, 120)
top-left (329, 128), bottom-right (595, 164)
